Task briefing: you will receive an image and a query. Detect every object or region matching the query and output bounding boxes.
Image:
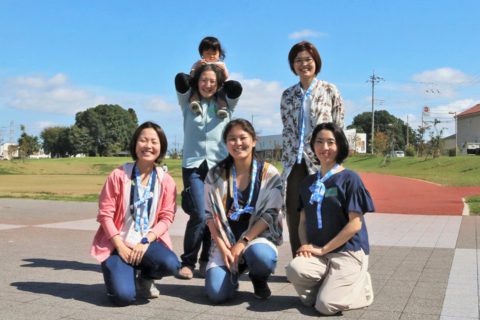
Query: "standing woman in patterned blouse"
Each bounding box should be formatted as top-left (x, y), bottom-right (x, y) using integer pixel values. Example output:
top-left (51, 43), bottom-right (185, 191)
top-left (280, 41), bottom-right (345, 257)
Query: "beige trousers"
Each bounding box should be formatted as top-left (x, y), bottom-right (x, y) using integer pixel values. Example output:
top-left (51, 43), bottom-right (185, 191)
top-left (285, 250), bottom-right (373, 315)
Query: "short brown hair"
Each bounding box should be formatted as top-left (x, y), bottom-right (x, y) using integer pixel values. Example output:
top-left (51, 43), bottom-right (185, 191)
top-left (288, 41), bottom-right (322, 76)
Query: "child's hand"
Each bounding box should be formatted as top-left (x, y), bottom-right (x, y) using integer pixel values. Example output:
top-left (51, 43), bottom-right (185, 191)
top-left (190, 60), bottom-right (206, 76)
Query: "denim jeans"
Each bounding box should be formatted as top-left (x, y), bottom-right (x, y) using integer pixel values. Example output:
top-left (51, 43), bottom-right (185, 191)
top-left (205, 243), bottom-right (277, 304)
top-left (101, 241), bottom-right (180, 306)
top-left (181, 161), bottom-right (211, 268)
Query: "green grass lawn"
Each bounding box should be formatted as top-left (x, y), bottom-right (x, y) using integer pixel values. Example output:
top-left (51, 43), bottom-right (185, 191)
top-left (0, 157), bottom-right (183, 203)
top-left (466, 195), bottom-right (480, 215)
top-left (344, 154), bottom-right (480, 187)
top-left (0, 155), bottom-right (479, 207)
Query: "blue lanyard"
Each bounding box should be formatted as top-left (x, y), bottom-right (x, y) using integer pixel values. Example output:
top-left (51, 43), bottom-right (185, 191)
top-left (309, 164), bottom-right (340, 229)
top-left (229, 159), bottom-right (258, 221)
top-left (129, 164), bottom-right (156, 234)
top-left (296, 78), bottom-right (317, 164)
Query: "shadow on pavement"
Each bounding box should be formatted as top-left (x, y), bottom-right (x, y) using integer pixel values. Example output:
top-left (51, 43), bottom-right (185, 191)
top-left (158, 282), bottom-right (301, 313)
top-left (11, 282), bottom-right (108, 306)
top-left (12, 280), bottom-right (162, 307)
top-left (21, 258), bottom-right (100, 272)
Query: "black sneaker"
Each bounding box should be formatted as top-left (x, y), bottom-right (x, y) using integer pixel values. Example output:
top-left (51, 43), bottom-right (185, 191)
top-left (251, 278), bottom-right (271, 300)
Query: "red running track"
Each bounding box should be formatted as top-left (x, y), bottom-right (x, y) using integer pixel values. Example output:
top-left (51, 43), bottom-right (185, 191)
top-left (360, 172), bottom-right (480, 216)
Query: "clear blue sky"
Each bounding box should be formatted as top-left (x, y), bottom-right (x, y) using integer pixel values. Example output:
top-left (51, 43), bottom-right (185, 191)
top-left (1, 0), bottom-right (479, 148)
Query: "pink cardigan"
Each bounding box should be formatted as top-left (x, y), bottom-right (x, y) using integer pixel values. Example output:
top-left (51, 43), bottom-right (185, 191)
top-left (90, 163), bottom-right (177, 262)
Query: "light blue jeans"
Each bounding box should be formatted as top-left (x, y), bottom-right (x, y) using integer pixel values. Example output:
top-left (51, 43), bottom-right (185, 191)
top-left (101, 241), bottom-right (180, 306)
top-left (205, 243), bottom-right (277, 304)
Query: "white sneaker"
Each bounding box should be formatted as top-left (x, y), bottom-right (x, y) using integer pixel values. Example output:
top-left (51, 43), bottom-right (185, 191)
top-left (136, 277), bottom-right (160, 299)
top-left (189, 101), bottom-right (202, 116)
top-left (216, 108), bottom-right (228, 118)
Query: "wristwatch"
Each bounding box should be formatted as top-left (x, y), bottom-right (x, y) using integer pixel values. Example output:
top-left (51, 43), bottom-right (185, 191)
top-left (140, 237), bottom-right (150, 244)
top-left (241, 236), bottom-right (250, 244)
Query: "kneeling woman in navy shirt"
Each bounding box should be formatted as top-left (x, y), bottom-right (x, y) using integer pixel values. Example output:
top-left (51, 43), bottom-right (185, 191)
top-left (286, 122), bottom-right (375, 315)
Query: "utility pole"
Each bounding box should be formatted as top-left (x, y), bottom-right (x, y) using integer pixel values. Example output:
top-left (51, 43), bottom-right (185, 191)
top-left (367, 72), bottom-right (384, 154)
top-left (449, 111), bottom-right (457, 156)
top-left (9, 121), bottom-right (15, 143)
top-left (406, 115), bottom-right (409, 148)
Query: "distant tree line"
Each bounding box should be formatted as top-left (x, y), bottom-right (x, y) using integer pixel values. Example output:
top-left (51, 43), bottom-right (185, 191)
top-left (16, 106), bottom-right (448, 159)
top-left (347, 109), bottom-right (441, 157)
top-left (18, 104), bottom-right (138, 158)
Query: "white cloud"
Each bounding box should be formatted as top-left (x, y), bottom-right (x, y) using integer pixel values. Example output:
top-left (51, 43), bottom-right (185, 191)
top-left (420, 99), bottom-right (478, 136)
top-left (410, 68), bottom-right (475, 99)
top-left (342, 99), bottom-right (365, 127)
top-left (35, 121), bottom-right (59, 130)
top-left (288, 29), bottom-right (328, 40)
top-left (144, 96), bottom-right (175, 112)
top-left (2, 73), bottom-right (106, 114)
top-left (0, 73), bottom-right (176, 117)
top-left (412, 67), bottom-right (472, 85)
top-left (31, 121), bottom-right (66, 136)
top-left (429, 99), bottom-right (477, 115)
top-left (229, 73), bottom-right (284, 135)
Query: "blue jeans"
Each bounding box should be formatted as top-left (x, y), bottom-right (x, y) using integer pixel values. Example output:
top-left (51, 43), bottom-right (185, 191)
top-left (205, 243), bottom-right (277, 304)
top-left (181, 161), bottom-right (211, 268)
top-left (101, 242), bottom-right (180, 306)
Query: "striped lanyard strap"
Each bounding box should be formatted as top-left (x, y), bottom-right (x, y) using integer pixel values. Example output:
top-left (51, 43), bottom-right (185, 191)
top-left (309, 163), bottom-right (340, 229)
top-left (229, 159), bottom-right (258, 221)
top-left (132, 165), bottom-right (156, 234)
top-left (296, 78), bottom-right (317, 164)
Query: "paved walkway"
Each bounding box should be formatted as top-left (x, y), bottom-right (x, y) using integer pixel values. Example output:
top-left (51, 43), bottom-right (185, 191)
top-left (1, 198), bottom-right (480, 319)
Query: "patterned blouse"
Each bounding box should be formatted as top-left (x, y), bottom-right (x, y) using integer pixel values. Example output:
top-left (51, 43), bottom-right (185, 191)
top-left (280, 80), bottom-right (344, 181)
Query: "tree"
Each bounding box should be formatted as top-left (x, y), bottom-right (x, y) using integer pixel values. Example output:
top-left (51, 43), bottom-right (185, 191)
top-left (425, 119), bottom-right (444, 159)
top-left (41, 126), bottom-right (73, 157)
top-left (348, 110), bottom-right (417, 154)
top-left (75, 104), bottom-right (138, 156)
top-left (373, 131), bottom-right (388, 155)
top-left (18, 125), bottom-right (40, 159)
top-left (414, 126), bottom-right (427, 157)
top-left (69, 125), bottom-right (93, 156)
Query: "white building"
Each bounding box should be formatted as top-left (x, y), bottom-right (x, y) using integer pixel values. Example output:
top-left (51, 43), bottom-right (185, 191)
top-left (344, 129), bottom-right (367, 154)
top-left (256, 135), bottom-right (282, 161)
top-left (456, 103), bottom-right (480, 154)
top-left (255, 129), bottom-right (367, 161)
top-left (0, 143), bottom-right (19, 160)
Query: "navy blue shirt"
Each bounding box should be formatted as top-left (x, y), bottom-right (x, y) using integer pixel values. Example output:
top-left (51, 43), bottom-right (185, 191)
top-left (299, 169), bottom-right (374, 254)
top-left (226, 161), bottom-right (265, 241)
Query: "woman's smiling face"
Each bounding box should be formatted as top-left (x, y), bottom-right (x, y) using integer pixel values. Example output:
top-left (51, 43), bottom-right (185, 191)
top-left (135, 128), bottom-right (161, 165)
top-left (197, 70), bottom-right (218, 100)
top-left (313, 128), bottom-right (338, 168)
top-left (293, 50), bottom-right (316, 80)
top-left (226, 124), bottom-right (256, 162)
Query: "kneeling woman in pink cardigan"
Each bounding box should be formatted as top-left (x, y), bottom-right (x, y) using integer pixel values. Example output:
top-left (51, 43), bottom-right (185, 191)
top-left (91, 121), bottom-right (180, 306)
